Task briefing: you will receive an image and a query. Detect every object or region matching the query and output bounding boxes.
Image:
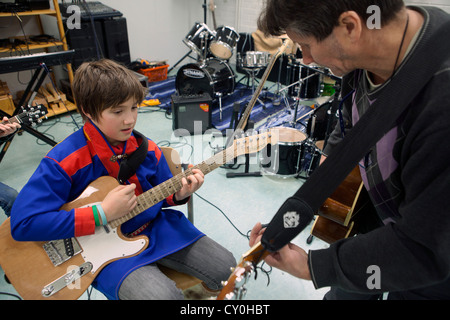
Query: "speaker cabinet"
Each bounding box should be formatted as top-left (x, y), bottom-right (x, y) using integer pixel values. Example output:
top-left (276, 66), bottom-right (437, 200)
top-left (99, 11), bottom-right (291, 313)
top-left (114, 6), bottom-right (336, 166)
top-left (171, 93), bottom-right (212, 135)
top-left (102, 18), bottom-right (131, 66)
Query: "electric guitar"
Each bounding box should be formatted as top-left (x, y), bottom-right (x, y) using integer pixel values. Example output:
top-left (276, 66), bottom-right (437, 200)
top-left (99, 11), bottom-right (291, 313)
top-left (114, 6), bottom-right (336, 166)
top-left (0, 130), bottom-right (279, 300)
top-left (0, 104), bottom-right (48, 134)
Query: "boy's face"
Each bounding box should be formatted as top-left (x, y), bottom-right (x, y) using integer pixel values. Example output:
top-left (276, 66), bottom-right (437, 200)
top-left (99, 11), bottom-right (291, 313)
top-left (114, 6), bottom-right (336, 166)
top-left (89, 97), bottom-right (138, 146)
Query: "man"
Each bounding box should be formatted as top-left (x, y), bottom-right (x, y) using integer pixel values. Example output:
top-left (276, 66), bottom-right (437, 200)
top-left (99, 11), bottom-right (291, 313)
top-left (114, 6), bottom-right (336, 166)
top-left (250, 0), bottom-right (450, 299)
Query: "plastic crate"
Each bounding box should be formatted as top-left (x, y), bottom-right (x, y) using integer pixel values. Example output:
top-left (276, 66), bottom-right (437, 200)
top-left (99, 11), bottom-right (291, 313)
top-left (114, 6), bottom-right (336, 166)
top-left (138, 64), bottom-right (169, 82)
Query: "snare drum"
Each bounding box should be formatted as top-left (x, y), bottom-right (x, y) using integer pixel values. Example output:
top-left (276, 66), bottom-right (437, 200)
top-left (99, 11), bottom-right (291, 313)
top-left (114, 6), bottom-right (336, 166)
top-left (210, 26), bottom-right (239, 60)
top-left (183, 22), bottom-right (215, 57)
top-left (260, 127), bottom-right (308, 176)
top-left (239, 51), bottom-right (270, 69)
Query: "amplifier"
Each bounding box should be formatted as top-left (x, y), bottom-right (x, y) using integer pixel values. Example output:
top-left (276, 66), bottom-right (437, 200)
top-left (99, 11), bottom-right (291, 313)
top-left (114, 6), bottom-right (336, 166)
top-left (171, 93), bottom-right (212, 135)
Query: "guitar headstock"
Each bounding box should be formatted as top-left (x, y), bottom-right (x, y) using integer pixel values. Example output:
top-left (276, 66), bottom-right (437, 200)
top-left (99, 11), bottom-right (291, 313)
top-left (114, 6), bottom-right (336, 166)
top-left (217, 242), bottom-right (268, 300)
top-left (208, 0), bottom-right (215, 12)
top-left (231, 129), bottom-right (279, 159)
top-left (17, 104), bottom-right (48, 126)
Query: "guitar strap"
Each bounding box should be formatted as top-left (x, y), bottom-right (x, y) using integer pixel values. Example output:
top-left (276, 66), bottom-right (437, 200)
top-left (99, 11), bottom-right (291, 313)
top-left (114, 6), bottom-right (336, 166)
top-left (262, 17), bottom-right (450, 252)
top-left (117, 130), bottom-right (148, 184)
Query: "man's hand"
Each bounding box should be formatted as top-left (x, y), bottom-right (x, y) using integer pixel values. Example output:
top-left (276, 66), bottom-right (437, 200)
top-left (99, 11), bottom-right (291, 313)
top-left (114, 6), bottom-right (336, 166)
top-left (0, 116), bottom-right (21, 138)
top-left (249, 222), bottom-right (312, 280)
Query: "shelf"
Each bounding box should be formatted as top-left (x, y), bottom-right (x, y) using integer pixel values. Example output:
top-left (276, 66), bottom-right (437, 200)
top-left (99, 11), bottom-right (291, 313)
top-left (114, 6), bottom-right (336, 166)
top-left (0, 0), bottom-right (76, 117)
top-left (0, 9), bottom-right (57, 18)
top-left (0, 42), bottom-right (65, 53)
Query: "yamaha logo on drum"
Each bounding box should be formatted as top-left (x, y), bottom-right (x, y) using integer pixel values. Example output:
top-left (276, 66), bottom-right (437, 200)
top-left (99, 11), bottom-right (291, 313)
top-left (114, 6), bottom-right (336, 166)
top-left (183, 69), bottom-right (205, 79)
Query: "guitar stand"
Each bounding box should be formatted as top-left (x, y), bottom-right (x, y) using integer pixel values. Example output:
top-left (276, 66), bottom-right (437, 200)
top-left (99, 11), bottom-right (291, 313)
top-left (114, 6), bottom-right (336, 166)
top-left (0, 65), bottom-right (57, 163)
top-left (226, 118), bottom-right (262, 178)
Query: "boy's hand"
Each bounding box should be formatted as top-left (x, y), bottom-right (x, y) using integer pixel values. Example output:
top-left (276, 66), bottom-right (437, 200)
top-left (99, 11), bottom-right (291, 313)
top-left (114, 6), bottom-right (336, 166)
top-left (174, 167), bottom-right (204, 202)
top-left (101, 183), bottom-right (137, 222)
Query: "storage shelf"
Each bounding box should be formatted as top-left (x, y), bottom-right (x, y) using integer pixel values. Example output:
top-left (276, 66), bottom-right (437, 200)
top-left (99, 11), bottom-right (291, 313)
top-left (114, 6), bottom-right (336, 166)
top-left (0, 9), bottom-right (57, 18)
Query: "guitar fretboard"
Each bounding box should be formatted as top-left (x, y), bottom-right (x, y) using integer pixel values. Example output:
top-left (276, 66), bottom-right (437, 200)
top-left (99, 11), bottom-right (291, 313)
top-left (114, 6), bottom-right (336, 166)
top-left (108, 146), bottom-right (236, 228)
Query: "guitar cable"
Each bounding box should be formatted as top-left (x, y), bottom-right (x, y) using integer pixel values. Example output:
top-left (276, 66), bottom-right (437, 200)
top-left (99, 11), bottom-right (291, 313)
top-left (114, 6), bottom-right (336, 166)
top-left (193, 192), bottom-right (273, 286)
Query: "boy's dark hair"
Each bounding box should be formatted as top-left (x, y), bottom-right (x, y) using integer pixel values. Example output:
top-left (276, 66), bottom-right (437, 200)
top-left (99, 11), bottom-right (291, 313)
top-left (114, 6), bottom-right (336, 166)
top-left (258, 0), bottom-right (405, 41)
top-left (72, 59), bottom-right (145, 121)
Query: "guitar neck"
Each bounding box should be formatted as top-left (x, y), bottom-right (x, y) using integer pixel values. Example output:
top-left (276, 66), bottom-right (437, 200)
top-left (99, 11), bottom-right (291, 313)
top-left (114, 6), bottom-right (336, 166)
top-left (108, 147), bottom-right (232, 228)
top-left (209, 0), bottom-right (217, 29)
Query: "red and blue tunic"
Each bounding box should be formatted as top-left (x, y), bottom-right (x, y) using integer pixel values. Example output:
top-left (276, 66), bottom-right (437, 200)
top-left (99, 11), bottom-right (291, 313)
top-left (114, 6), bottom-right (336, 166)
top-left (10, 121), bottom-right (204, 299)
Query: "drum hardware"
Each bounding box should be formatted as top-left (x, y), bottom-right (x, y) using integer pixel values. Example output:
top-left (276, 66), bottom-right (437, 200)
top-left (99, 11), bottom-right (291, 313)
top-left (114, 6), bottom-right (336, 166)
top-left (243, 67), bottom-right (266, 109)
top-left (278, 71), bottom-right (321, 127)
top-left (225, 40), bottom-right (290, 149)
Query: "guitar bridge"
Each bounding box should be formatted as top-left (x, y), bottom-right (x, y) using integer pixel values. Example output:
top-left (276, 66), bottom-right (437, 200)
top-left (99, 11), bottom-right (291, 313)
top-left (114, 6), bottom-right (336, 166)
top-left (41, 262), bottom-right (93, 298)
top-left (42, 238), bottom-right (82, 266)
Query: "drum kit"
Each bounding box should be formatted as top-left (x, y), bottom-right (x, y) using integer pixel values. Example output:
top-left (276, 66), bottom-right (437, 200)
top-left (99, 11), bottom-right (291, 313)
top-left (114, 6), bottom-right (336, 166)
top-left (175, 22), bottom-right (239, 120)
top-left (172, 18), bottom-right (342, 180)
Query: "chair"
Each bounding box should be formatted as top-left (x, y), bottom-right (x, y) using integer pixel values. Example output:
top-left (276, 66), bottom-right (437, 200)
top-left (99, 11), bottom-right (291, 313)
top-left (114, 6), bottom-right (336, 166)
top-left (158, 146), bottom-right (202, 290)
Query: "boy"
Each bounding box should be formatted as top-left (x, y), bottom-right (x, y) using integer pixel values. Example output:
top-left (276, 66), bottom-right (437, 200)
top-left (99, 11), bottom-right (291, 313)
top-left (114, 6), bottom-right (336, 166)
top-left (10, 59), bottom-right (236, 300)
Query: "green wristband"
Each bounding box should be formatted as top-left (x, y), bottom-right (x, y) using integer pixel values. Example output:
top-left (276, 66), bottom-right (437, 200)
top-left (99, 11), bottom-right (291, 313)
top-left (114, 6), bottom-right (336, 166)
top-left (92, 205), bottom-right (101, 227)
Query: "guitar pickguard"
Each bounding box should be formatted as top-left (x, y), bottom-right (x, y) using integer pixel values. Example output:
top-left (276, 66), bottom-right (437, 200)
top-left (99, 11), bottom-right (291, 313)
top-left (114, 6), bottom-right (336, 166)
top-left (77, 225), bottom-right (147, 274)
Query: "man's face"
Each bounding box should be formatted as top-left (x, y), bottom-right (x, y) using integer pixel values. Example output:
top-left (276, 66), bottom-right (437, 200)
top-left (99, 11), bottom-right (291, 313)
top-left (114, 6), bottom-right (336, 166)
top-left (287, 28), bottom-right (355, 77)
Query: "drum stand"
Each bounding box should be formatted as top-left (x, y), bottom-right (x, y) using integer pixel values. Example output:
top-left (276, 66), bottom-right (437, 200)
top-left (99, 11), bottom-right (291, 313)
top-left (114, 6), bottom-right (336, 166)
top-left (169, 50), bottom-right (194, 74)
top-left (243, 67), bottom-right (266, 108)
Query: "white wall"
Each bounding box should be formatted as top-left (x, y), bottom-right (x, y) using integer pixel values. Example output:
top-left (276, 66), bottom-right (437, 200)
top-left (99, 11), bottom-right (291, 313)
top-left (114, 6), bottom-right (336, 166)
top-left (102, 0), bottom-right (449, 68)
top-left (1, 0), bottom-right (448, 97)
top-left (98, 0), bottom-right (266, 66)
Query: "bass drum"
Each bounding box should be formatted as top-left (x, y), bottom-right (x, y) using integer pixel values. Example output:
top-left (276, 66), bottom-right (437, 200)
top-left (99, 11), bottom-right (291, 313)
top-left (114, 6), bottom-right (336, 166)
top-left (176, 58), bottom-right (235, 98)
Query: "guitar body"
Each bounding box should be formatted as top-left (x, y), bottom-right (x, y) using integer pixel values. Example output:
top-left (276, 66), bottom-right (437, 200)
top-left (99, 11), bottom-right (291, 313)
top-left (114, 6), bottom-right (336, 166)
top-left (0, 176), bottom-right (148, 300)
top-left (311, 166), bottom-right (372, 243)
